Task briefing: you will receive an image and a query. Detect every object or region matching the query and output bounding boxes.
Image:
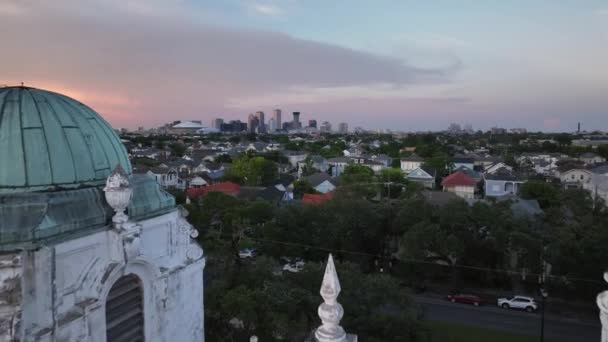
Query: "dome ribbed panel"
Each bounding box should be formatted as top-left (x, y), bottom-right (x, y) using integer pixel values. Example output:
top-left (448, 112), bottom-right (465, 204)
top-left (0, 87), bottom-right (132, 193)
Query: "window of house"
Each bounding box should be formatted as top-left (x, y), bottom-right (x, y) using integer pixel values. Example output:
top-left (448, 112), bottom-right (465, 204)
top-left (106, 275), bottom-right (144, 342)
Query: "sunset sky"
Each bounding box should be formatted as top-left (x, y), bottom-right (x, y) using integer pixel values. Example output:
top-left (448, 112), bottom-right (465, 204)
top-left (1, 0), bottom-right (607, 131)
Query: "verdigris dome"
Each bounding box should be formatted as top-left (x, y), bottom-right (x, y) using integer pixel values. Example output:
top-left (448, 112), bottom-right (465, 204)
top-left (0, 86), bottom-right (131, 193)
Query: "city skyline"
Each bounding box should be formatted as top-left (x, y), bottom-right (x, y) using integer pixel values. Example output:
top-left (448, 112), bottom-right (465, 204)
top-left (1, 0), bottom-right (607, 131)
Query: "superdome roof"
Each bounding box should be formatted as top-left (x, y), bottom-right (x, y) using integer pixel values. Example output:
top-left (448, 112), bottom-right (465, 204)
top-left (0, 86), bottom-right (131, 193)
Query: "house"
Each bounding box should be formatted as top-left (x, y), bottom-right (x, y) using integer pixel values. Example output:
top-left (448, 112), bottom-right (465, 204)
top-left (484, 162), bottom-right (512, 175)
top-left (441, 171), bottom-right (476, 199)
top-left (351, 157), bottom-right (385, 173)
top-left (310, 155), bottom-right (330, 173)
top-left (590, 165), bottom-right (608, 176)
top-left (328, 157), bottom-right (353, 177)
top-left (484, 168), bottom-right (524, 197)
top-left (579, 152), bottom-right (606, 165)
top-left (560, 169), bottom-right (593, 189)
top-left (371, 154), bottom-right (393, 167)
top-left (304, 172), bottom-right (339, 194)
top-left (146, 166), bottom-right (180, 188)
top-left (283, 150), bottom-right (309, 168)
top-left (407, 167), bottom-right (436, 189)
top-left (583, 174), bottom-right (608, 206)
top-left (302, 192), bottom-right (334, 205)
top-left (187, 181), bottom-right (241, 199)
top-left (454, 166), bottom-right (482, 183)
top-left (189, 176), bottom-right (208, 188)
top-left (451, 157), bottom-right (474, 171)
top-left (400, 154), bottom-right (424, 173)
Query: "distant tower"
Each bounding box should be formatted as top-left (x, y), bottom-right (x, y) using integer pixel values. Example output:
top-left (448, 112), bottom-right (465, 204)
top-left (212, 118), bottom-right (224, 129)
top-left (308, 120), bottom-right (317, 129)
top-left (338, 122), bottom-right (348, 133)
top-left (255, 111), bottom-right (265, 133)
top-left (578, 122), bottom-right (581, 133)
top-left (247, 113), bottom-right (259, 133)
top-left (292, 112), bottom-right (301, 128)
top-left (273, 109), bottom-right (282, 130)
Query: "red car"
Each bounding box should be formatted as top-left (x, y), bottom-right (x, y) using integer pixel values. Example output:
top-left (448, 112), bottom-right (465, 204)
top-left (446, 293), bottom-right (484, 306)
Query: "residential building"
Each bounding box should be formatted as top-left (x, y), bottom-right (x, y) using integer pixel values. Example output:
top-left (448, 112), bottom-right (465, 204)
top-left (484, 168), bottom-right (524, 197)
top-left (560, 169), bottom-right (593, 189)
top-left (407, 166), bottom-right (436, 189)
top-left (583, 174), bottom-right (608, 206)
top-left (451, 157), bottom-right (475, 171)
top-left (328, 157), bottom-right (352, 177)
top-left (441, 171), bottom-right (476, 199)
top-left (146, 166), bottom-right (181, 189)
top-left (579, 152), bottom-right (606, 165)
top-left (303, 172), bottom-right (339, 194)
top-left (400, 154), bottom-right (424, 173)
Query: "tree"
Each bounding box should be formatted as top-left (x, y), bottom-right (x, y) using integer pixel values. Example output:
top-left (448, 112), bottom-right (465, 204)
top-left (520, 181), bottom-right (559, 208)
top-left (341, 164), bottom-right (374, 184)
top-left (170, 142), bottom-right (186, 157)
top-left (378, 168), bottom-right (406, 198)
top-left (292, 179), bottom-right (316, 197)
top-left (226, 155), bottom-right (278, 186)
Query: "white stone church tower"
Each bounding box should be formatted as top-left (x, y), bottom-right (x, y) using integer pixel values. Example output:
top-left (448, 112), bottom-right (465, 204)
top-left (0, 86), bottom-right (205, 341)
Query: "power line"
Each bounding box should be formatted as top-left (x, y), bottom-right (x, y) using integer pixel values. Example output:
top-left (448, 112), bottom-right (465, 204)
top-left (205, 233), bottom-right (604, 285)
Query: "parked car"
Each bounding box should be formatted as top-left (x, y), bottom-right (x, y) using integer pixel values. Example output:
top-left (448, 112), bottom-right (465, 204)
top-left (283, 260), bottom-right (305, 273)
top-left (238, 248), bottom-right (257, 259)
top-left (446, 293), bottom-right (484, 306)
top-left (497, 295), bottom-right (538, 312)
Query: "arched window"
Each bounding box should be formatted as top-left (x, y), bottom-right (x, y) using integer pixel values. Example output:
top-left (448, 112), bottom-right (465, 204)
top-left (106, 274), bottom-right (144, 342)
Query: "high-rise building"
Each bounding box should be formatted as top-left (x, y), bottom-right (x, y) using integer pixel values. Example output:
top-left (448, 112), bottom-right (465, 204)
top-left (212, 118), bottom-right (224, 129)
top-left (255, 111), bottom-right (265, 133)
top-left (338, 122), bottom-right (348, 133)
top-left (221, 120), bottom-right (247, 133)
top-left (292, 112), bottom-right (301, 128)
top-left (273, 109), bottom-right (282, 130)
top-left (268, 118), bottom-right (276, 132)
top-left (308, 120), bottom-right (317, 128)
top-left (248, 113), bottom-right (259, 133)
top-left (320, 121), bottom-right (332, 133)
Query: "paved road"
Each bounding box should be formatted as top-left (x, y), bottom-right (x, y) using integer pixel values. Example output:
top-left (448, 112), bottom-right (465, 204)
top-left (413, 295), bottom-right (600, 342)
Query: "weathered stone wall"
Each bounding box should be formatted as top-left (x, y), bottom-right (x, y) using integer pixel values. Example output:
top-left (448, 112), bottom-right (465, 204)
top-left (9, 208), bottom-right (205, 342)
top-left (0, 253), bottom-right (22, 342)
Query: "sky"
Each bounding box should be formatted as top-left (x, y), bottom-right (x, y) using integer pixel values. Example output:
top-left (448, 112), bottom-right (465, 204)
top-left (1, 0), bottom-right (607, 132)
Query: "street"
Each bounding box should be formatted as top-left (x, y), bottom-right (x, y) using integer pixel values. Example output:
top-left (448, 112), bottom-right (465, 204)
top-left (413, 295), bottom-right (600, 342)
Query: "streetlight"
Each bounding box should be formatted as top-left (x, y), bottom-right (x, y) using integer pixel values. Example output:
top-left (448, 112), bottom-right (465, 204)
top-left (539, 287), bottom-right (548, 342)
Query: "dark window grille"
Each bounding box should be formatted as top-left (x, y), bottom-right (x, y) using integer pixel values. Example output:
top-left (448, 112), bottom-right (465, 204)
top-left (106, 275), bottom-right (144, 342)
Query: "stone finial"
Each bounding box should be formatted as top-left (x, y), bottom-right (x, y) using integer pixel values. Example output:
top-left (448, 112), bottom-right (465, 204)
top-left (104, 165), bottom-right (133, 225)
top-left (597, 272), bottom-right (608, 342)
top-left (315, 254), bottom-right (347, 342)
top-left (249, 336), bottom-right (258, 342)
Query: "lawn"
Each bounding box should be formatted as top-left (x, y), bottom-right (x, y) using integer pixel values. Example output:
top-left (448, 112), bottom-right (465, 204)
top-left (425, 321), bottom-right (547, 342)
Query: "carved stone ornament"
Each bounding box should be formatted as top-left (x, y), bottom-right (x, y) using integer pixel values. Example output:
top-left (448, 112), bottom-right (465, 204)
top-left (597, 272), bottom-right (608, 342)
top-left (315, 254), bottom-right (347, 342)
top-left (104, 165), bottom-right (133, 227)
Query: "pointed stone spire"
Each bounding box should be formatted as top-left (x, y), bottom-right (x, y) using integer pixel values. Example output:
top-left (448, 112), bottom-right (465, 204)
top-left (597, 272), bottom-right (608, 341)
top-left (315, 254), bottom-right (347, 342)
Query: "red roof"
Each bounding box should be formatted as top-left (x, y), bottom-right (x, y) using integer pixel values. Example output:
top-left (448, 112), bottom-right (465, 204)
top-left (302, 192), bottom-right (333, 205)
top-left (187, 182), bottom-right (241, 199)
top-left (441, 171), bottom-right (476, 187)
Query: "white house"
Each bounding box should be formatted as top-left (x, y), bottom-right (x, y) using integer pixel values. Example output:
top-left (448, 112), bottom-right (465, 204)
top-left (400, 154), bottom-right (424, 173)
top-left (560, 169), bottom-right (593, 189)
top-left (579, 152), bottom-right (606, 165)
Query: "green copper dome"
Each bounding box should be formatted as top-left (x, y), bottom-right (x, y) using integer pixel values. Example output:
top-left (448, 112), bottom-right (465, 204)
top-left (0, 86), bottom-right (131, 193)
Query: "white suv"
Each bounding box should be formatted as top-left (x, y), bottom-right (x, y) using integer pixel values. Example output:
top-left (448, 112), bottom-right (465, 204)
top-left (497, 296), bottom-right (538, 312)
